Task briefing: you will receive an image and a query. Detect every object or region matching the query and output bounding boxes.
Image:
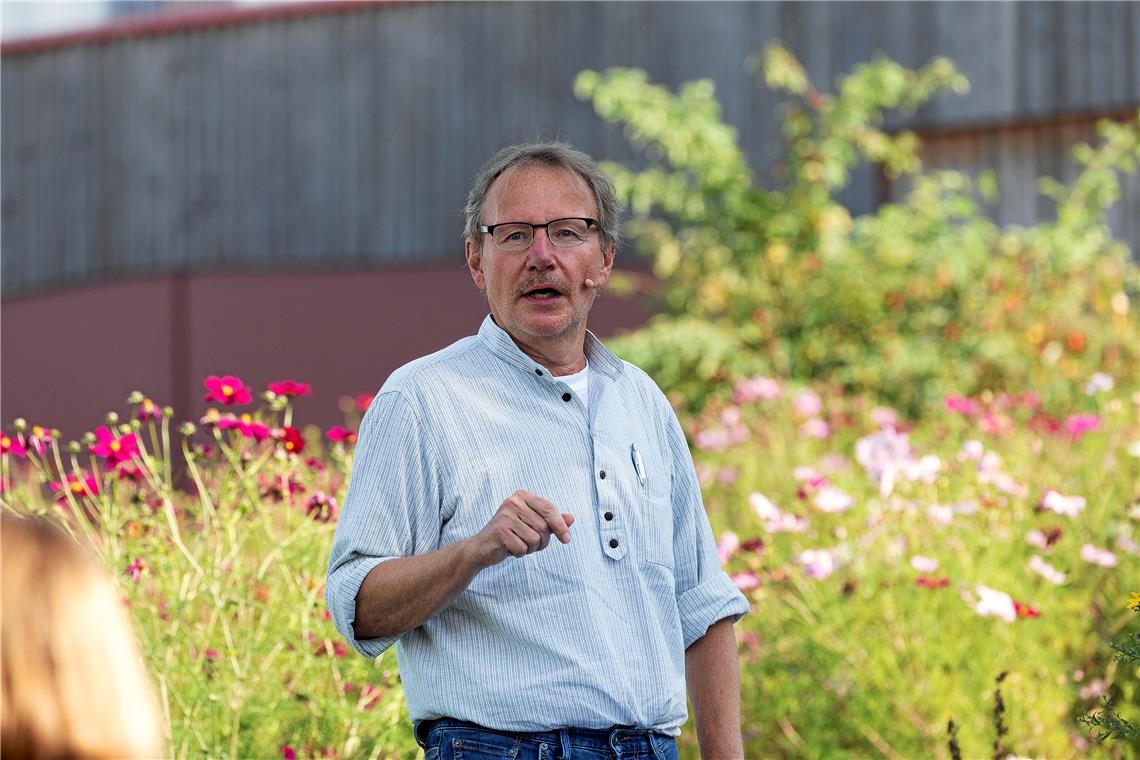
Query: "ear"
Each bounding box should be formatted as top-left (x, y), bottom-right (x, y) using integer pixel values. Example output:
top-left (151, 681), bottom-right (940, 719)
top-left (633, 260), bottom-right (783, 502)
top-left (465, 238), bottom-right (486, 291)
top-left (594, 242), bottom-right (616, 289)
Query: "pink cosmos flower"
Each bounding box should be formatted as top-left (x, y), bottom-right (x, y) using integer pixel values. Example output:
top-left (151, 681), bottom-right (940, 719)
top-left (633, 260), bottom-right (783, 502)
top-left (326, 426), bottom-right (357, 444)
top-left (125, 558), bottom-right (148, 582)
top-left (1064, 413), bottom-right (1101, 440)
top-left (793, 389), bottom-right (823, 417)
top-left (944, 394), bottom-right (979, 416)
top-left (358, 684), bottom-right (383, 710)
top-left (49, 472), bottom-right (100, 501)
top-left (749, 493), bottom-right (810, 533)
top-left (1079, 679), bottom-right (1107, 700)
top-left (731, 570), bottom-right (761, 591)
top-left (217, 414), bottom-right (271, 441)
top-left (1080, 544), bottom-right (1117, 567)
top-left (1014, 600), bottom-right (1040, 619)
top-left (797, 549), bottom-right (836, 580)
top-left (870, 406), bottom-right (900, 429)
top-left (90, 426), bottom-right (139, 464)
top-left (268, 380), bottom-right (312, 398)
top-left (910, 555), bottom-right (939, 573)
top-left (717, 531), bottom-right (740, 566)
top-left (260, 473), bottom-right (305, 502)
top-left (733, 375), bottom-right (782, 404)
top-left (854, 428), bottom-right (912, 496)
top-left (973, 584), bottom-right (1016, 623)
top-left (1039, 489), bottom-right (1086, 518)
top-left (800, 418), bottom-right (831, 439)
top-left (916, 575), bottom-right (950, 589)
top-left (203, 375), bottom-right (252, 406)
top-left (927, 504), bottom-right (954, 525)
top-left (813, 485), bottom-right (853, 513)
top-left (1028, 555), bottom-right (1066, 585)
top-left (281, 746), bottom-right (297, 760)
top-left (26, 425), bottom-right (54, 457)
top-left (0, 433), bottom-right (26, 458)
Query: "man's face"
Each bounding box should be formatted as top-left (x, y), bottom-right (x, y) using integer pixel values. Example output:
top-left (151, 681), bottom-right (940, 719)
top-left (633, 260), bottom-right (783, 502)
top-left (466, 164), bottom-right (614, 351)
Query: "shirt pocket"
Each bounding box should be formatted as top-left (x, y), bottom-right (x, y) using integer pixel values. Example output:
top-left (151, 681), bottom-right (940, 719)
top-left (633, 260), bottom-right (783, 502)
top-left (638, 457), bottom-right (674, 570)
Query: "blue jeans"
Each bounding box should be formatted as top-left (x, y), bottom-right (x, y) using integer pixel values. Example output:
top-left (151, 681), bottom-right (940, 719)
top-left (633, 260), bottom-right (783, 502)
top-left (415, 718), bottom-right (679, 760)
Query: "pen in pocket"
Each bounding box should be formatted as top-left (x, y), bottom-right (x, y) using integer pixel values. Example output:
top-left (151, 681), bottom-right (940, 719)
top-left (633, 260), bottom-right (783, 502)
top-left (631, 443), bottom-right (647, 485)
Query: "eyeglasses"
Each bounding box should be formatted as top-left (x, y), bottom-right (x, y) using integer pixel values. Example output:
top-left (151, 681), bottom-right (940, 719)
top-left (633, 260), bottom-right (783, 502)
top-left (478, 217), bottom-right (598, 252)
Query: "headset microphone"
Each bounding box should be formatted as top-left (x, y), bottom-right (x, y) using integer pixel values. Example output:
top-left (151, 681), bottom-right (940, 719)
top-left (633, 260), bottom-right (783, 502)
top-left (584, 278), bottom-right (596, 289)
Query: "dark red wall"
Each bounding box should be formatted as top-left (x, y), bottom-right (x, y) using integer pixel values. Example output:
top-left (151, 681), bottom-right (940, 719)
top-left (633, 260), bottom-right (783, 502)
top-left (1, 266), bottom-right (652, 438)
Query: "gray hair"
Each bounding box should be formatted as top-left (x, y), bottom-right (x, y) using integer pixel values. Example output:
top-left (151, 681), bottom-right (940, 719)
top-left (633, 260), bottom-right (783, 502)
top-left (463, 141), bottom-right (623, 254)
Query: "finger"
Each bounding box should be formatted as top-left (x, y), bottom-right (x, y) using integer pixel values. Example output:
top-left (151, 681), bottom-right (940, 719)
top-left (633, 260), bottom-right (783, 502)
top-left (522, 494), bottom-right (572, 544)
top-left (512, 523), bottom-right (543, 554)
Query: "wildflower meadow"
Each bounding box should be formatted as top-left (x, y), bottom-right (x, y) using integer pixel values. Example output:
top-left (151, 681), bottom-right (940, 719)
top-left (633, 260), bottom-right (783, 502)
top-left (3, 46), bottom-right (1138, 759)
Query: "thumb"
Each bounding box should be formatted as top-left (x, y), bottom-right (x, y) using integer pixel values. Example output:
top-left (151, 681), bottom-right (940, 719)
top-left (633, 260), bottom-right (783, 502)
top-left (562, 513), bottom-right (575, 528)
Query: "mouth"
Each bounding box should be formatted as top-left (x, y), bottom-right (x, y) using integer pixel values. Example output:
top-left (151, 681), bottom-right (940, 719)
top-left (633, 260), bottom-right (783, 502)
top-left (521, 285), bottom-right (566, 302)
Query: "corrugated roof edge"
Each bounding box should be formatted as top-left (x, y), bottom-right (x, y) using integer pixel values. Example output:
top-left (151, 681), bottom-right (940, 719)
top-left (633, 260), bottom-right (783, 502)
top-left (0, 0), bottom-right (415, 57)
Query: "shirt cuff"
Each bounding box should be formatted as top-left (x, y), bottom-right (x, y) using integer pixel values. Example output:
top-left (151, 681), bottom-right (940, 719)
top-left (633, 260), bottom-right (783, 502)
top-left (327, 555), bottom-right (401, 659)
top-left (677, 572), bottom-right (751, 649)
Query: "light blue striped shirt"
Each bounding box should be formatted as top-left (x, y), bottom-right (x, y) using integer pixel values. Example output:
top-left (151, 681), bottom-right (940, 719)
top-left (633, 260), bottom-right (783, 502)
top-left (326, 315), bottom-right (749, 735)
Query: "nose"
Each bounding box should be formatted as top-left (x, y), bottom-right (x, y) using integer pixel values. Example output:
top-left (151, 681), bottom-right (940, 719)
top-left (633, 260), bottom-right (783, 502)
top-left (526, 228), bottom-right (557, 269)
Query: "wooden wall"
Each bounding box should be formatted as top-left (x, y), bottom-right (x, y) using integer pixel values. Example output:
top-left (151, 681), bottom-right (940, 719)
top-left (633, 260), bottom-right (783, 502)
top-left (3, 1), bottom-right (1138, 298)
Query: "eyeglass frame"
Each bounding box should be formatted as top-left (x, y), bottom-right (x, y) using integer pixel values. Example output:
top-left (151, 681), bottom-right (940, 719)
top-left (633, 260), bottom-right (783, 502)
top-left (477, 217), bottom-right (599, 251)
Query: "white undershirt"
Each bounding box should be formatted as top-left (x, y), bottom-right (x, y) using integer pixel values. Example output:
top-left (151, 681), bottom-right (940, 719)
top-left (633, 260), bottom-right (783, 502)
top-left (558, 360), bottom-right (590, 412)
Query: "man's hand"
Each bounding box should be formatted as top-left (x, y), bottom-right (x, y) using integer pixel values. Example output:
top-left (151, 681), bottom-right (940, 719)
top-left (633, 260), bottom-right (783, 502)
top-left (468, 489), bottom-right (575, 568)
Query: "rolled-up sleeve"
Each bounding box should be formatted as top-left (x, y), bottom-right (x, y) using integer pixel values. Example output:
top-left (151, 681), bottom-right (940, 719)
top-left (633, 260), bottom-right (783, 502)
top-left (662, 401), bottom-right (750, 649)
top-left (326, 390), bottom-right (443, 658)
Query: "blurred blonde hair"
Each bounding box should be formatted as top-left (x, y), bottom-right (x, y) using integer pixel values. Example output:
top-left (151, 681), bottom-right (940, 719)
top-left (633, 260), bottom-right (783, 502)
top-left (1, 512), bottom-right (165, 759)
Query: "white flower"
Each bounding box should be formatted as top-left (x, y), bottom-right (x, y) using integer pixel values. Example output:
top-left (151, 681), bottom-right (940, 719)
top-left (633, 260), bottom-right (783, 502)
top-left (1026, 529), bottom-right (1049, 550)
top-left (928, 504), bottom-right (954, 526)
top-left (1028, 555), bottom-right (1066, 585)
top-left (767, 511), bottom-right (810, 533)
top-left (717, 531), bottom-right (740, 566)
top-left (1084, 372), bottom-right (1114, 395)
top-left (797, 549), bottom-right (836, 580)
top-left (910, 555), bottom-right (940, 573)
top-left (793, 466), bottom-right (822, 482)
top-left (906, 455), bottom-right (942, 484)
top-left (749, 493), bottom-right (780, 521)
top-left (1080, 544), bottom-right (1117, 567)
top-left (974, 585), bottom-right (1016, 623)
top-left (814, 486), bottom-right (854, 513)
top-left (958, 439), bottom-right (985, 463)
top-left (1040, 490), bottom-right (1087, 518)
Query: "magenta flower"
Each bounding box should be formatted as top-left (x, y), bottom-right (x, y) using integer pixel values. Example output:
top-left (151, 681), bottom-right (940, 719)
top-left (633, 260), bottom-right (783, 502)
top-left (268, 380), bottom-right (312, 398)
top-left (26, 425), bottom-right (54, 457)
top-left (90, 426), bottom-right (139, 464)
top-left (217, 414), bottom-right (271, 441)
top-left (136, 398), bottom-right (163, 421)
top-left (281, 746), bottom-right (297, 760)
top-left (326, 426), bottom-right (358, 444)
top-left (0, 433), bottom-right (26, 458)
top-left (306, 492), bottom-right (338, 522)
top-left (944, 394), bottom-right (979, 416)
top-left (49, 472), bottom-right (100, 502)
top-left (276, 426), bottom-right (305, 455)
top-left (1064, 413), bottom-right (1101, 440)
top-left (125, 557), bottom-right (148, 582)
top-left (203, 375), bottom-right (252, 406)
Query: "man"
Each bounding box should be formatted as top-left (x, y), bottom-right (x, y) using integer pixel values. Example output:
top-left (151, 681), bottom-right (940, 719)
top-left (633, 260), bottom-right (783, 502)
top-left (326, 142), bottom-right (749, 760)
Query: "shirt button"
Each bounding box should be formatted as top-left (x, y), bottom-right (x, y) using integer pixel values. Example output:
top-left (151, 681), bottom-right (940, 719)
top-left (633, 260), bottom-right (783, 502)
top-left (535, 369), bottom-right (544, 376)
top-left (604, 511), bottom-right (614, 521)
top-left (562, 392), bottom-right (572, 402)
top-left (609, 538), bottom-right (619, 548)
top-left (599, 470), bottom-right (606, 479)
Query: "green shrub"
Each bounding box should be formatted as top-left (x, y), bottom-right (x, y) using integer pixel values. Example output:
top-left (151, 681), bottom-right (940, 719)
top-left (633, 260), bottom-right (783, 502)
top-left (575, 46), bottom-right (1140, 418)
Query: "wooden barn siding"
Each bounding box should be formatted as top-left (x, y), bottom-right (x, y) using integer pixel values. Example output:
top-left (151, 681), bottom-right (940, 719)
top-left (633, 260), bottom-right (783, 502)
top-left (2, 1), bottom-right (1138, 297)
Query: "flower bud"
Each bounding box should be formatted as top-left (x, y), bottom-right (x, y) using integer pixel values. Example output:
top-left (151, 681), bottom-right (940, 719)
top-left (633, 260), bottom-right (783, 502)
top-left (128, 420), bottom-right (142, 432)
top-left (163, 406), bottom-right (174, 418)
top-left (127, 391), bottom-right (144, 404)
top-left (12, 418), bottom-right (27, 432)
top-left (67, 440), bottom-right (82, 454)
top-left (179, 422), bottom-right (197, 436)
top-left (106, 412), bottom-right (119, 425)
top-left (82, 431), bottom-right (96, 445)
top-left (263, 390), bottom-right (277, 402)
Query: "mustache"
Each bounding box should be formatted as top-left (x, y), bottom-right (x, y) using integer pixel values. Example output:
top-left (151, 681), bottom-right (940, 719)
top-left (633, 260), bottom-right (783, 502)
top-left (518, 276), bottom-right (570, 295)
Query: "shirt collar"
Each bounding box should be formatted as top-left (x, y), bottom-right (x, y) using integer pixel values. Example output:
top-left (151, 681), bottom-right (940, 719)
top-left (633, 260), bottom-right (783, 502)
top-left (477, 314), bottom-right (625, 381)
